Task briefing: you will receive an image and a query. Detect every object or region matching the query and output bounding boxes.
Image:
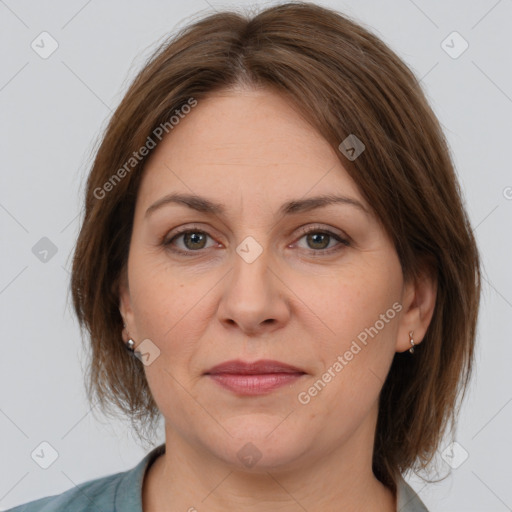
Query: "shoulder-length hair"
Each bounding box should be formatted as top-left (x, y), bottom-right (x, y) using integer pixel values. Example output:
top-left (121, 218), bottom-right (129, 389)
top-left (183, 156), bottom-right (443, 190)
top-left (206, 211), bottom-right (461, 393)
top-left (71, 1), bottom-right (480, 490)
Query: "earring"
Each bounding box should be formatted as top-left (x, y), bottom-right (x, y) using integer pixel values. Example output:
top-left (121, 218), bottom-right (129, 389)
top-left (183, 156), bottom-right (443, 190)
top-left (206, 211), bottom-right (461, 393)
top-left (409, 331), bottom-right (415, 354)
top-left (126, 338), bottom-right (135, 352)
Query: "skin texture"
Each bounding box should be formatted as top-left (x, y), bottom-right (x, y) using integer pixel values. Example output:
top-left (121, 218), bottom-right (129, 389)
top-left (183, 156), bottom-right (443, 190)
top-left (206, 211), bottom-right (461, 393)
top-left (119, 86), bottom-right (436, 512)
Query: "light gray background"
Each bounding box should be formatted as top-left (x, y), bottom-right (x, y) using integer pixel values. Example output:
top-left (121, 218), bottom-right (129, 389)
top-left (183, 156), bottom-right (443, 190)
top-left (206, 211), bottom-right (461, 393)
top-left (1, 0), bottom-right (511, 510)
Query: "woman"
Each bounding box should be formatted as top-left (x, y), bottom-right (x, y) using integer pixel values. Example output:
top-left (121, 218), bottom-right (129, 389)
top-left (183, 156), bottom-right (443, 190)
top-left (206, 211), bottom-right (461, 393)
top-left (7, 2), bottom-right (480, 511)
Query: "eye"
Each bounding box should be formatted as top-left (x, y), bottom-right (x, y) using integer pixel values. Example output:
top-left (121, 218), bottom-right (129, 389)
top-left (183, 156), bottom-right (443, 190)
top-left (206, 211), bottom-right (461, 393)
top-left (163, 227), bottom-right (218, 254)
top-left (162, 224), bottom-right (350, 257)
top-left (294, 226), bottom-right (350, 254)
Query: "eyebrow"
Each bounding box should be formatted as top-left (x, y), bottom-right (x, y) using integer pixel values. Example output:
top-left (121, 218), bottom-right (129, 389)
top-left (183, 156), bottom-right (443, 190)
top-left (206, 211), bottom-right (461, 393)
top-left (144, 192), bottom-right (369, 219)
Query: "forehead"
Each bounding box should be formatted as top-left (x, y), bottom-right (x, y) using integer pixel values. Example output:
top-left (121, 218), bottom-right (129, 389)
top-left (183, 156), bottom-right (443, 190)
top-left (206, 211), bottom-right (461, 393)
top-left (137, 88), bottom-right (364, 212)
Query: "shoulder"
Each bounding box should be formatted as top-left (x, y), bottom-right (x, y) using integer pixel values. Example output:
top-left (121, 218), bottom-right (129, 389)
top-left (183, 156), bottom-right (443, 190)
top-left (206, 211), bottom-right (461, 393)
top-left (4, 444), bottom-right (166, 512)
top-left (4, 470), bottom-right (124, 512)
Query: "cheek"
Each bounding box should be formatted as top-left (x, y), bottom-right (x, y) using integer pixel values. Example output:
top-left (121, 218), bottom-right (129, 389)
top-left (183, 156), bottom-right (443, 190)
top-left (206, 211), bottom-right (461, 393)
top-left (307, 256), bottom-right (403, 390)
top-left (298, 260), bottom-right (402, 346)
top-left (128, 247), bottom-right (205, 337)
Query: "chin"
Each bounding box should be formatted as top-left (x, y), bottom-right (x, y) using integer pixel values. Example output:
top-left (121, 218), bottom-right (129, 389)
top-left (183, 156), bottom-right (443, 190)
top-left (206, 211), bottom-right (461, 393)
top-left (207, 414), bottom-right (311, 472)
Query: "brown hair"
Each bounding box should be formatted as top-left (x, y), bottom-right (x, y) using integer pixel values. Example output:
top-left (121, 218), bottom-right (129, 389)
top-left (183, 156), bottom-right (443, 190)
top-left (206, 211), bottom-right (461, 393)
top-left (71, 1), bottom-right (480, 490)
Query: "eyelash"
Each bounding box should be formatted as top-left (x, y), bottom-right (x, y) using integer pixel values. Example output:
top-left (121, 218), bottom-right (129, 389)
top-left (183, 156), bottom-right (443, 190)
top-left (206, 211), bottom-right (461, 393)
top-left (162, 224), bottom-right (350, 257)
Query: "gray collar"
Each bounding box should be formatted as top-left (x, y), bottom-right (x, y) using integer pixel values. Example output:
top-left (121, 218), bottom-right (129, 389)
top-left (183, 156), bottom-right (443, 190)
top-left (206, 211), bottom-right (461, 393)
top-left (396, 475), bottom-right (429, 511)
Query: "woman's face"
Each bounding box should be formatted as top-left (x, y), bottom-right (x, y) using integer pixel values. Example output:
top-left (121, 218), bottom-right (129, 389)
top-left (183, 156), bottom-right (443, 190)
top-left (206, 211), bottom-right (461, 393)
top-left (120, 87), bottom-right (418, 471)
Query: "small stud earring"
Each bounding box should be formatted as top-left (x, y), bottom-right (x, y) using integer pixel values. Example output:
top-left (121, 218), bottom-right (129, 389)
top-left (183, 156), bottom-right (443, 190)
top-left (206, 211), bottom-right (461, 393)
top-left (126, 339), bottom-right (135, 352)
top-left (409, 331), bottom-right (415, 354)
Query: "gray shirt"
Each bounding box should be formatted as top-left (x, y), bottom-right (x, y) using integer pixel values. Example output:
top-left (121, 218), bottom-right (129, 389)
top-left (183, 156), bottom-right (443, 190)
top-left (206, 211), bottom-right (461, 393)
top-left (6, 443), bottom-right (429, 511)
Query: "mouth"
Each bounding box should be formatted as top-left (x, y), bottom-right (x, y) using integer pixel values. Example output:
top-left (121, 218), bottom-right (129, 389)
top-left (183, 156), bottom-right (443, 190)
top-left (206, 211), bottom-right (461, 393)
top-left (204, 359), bottom-right (307, 396)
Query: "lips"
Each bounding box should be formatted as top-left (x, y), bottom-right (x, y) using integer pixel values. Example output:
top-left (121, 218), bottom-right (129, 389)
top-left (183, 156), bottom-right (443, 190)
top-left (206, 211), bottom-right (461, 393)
top-left (205, 359), bottom-right (306, 375)
top-left (204, 359), bottom-right (306, 396)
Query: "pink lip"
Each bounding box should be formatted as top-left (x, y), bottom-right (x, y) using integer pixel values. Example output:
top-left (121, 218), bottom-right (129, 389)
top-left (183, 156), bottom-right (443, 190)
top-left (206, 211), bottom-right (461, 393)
top-left (205, 359), bottom-right (306, 396)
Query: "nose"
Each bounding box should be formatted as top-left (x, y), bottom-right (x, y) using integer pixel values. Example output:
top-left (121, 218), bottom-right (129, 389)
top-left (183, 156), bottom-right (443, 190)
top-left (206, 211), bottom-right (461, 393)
top-left (216, 244), bottom-right (291, 337)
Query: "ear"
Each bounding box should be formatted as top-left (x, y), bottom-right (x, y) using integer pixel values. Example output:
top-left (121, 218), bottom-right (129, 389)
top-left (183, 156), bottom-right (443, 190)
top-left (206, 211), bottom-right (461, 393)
top-left (396, 265), bottom-right (437, 353)
top-left (118, 267), bottom-right (137, 344)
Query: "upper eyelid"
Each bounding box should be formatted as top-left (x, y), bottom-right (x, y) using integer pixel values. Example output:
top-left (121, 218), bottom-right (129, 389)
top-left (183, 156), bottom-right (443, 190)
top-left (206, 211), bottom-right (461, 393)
top-left (294, 224), bottom-right (347, 237)
top-left (167, 223), bottom-right (346, 239)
